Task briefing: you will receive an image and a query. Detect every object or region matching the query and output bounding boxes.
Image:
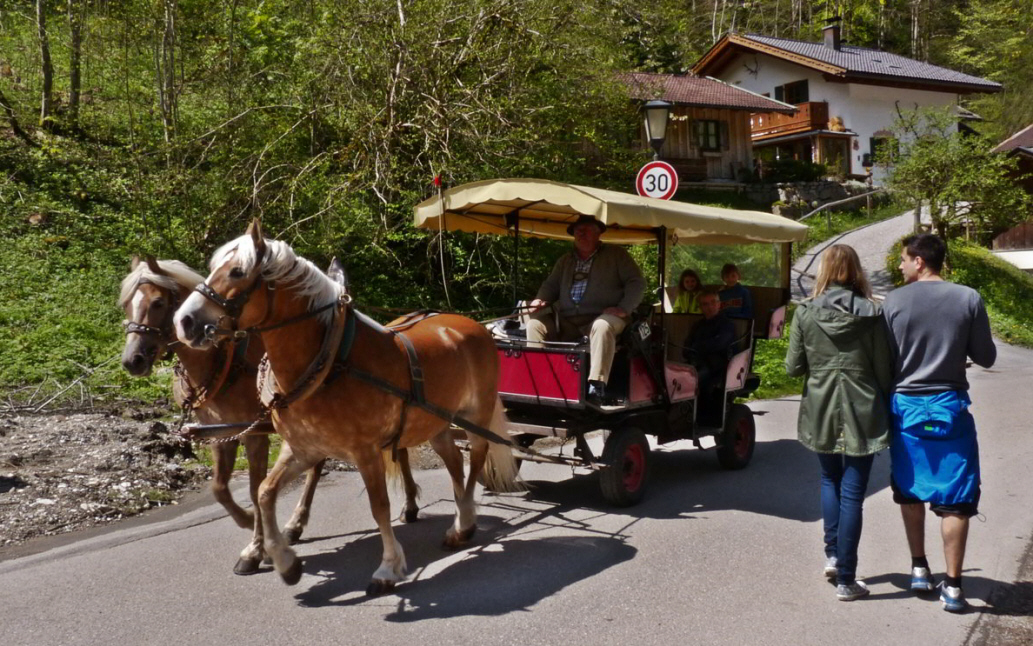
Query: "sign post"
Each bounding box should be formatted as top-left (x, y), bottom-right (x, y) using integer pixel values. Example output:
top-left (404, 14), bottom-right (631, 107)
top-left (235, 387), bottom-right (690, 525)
top-left (635, 161), bottom-right (679, 200)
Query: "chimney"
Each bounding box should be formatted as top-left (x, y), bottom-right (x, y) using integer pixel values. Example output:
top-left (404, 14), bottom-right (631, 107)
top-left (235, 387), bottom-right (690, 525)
top-left (823, 23), bottom-right (841, 50)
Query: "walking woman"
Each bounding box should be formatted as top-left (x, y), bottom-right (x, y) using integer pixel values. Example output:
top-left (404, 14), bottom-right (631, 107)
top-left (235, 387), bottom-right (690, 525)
top-left (785, 244), bottom-right (892, 601)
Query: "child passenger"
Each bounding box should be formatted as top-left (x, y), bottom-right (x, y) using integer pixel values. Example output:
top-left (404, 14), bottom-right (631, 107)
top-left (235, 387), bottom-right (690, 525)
top-left (719, 263), bottom-right (753, 319)
top-left (672, 269), bottom-right (703, 314)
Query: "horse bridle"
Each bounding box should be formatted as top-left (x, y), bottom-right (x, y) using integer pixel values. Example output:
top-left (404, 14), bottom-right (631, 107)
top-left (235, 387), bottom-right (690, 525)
top-left (122, 280), bottom-right (180, 344)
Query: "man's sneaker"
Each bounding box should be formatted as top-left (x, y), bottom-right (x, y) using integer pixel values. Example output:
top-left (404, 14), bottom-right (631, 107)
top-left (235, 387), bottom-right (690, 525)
top-left (939, 582), bottom-right (968, 613)
top-left (836, 580), bottom-right (870, 601)
top-left (910, 566), bottom-right (936, 593)
top-left (824, 556), bottom-right (838, 579)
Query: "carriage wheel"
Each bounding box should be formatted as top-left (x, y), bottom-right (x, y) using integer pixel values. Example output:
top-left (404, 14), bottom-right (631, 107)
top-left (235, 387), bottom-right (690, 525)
top-left (716, 403), bottom-right (755, 470)
top-left (599, 427), bottom-right (650, 507)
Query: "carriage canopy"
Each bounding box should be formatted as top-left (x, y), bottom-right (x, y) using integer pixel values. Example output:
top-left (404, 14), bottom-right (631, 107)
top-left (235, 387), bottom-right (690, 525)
top-left (413, 178), bottom-right (808, 246)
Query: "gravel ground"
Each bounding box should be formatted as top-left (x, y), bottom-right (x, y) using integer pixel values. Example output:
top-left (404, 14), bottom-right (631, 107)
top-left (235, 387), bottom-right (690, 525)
top-left (0, 407), bottom-right (445, 551)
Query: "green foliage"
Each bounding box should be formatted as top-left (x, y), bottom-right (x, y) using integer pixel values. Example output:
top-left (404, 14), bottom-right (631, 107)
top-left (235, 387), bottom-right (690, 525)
top-left (886, 107), bottom-right (1031, 243)
top-left (946, 240), bottom-right (1033, 348)
top-left (884, 237), bottom-right (1033, 347)
top-left (760, 159), bottom-right (829, 183)
top-left (749, 306), bottom-right (804, 401)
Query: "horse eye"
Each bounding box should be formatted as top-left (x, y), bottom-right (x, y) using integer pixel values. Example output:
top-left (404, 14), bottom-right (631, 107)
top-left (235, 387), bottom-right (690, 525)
top-left (229, 267), bottom-right (245, 279)
top-left (150, 298), bottom-right (165, 309)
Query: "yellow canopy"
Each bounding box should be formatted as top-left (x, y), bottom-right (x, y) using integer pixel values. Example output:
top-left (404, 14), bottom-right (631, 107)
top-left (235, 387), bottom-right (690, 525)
top-left (413, 178), bottom-right (808, 245)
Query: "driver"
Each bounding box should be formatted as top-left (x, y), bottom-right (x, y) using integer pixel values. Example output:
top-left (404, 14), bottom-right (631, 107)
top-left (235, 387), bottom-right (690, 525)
top-left (527, 215), bottom-right (646, 404)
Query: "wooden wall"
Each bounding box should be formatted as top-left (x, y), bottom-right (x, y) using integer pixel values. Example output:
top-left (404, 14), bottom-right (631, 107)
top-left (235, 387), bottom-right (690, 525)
top-left (656, 107), bottom-right (754, 180)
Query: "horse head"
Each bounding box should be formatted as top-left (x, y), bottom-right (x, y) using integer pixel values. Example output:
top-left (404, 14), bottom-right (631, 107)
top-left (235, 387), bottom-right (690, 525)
top-left (120, 255), bottom-right (204, 376)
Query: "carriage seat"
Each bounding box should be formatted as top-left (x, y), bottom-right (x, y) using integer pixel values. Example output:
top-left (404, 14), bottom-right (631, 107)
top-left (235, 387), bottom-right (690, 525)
top-left (662, 284), bottom-right (787, 340)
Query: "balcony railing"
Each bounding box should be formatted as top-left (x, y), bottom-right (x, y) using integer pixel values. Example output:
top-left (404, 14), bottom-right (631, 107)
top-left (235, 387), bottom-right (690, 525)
top-left (750, 102), bottom-right (830, 140)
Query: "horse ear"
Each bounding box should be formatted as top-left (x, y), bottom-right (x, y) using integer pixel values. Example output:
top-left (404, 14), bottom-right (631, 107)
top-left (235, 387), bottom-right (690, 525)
top-left (145, 255), bottom-right (165, 276)
top-left (327, 257), bottom-right (349, 292)
top-left (131, 255), bottom-right (141, 270)
top-left (246, 218), bottom-right (265, 255)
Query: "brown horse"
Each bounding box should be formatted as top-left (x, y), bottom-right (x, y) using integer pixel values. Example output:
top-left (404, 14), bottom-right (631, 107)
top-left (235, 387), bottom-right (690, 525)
top-left (173, 221), bottom-right (521, 594)
top-left (120, 256), bottom-right (421, 574)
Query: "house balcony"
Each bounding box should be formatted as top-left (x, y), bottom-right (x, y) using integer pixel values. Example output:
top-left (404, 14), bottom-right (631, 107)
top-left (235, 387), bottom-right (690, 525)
top-left (750, 102), bottom-right (830, 141)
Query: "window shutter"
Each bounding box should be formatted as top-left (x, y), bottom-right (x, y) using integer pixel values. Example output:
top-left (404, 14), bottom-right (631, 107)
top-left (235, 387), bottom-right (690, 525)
top-left (774, 86), bottom-right (784, 102)
top-left (690, 120), bottom-right (700, 150)
top-left (720, 121), bottom-right (730, 151)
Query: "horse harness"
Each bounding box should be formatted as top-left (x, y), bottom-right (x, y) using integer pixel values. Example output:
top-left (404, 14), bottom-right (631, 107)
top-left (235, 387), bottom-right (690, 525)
top-left (124, 279), bottom-right (253, 411)
top-left (192, 273), bottom-right (514, 452)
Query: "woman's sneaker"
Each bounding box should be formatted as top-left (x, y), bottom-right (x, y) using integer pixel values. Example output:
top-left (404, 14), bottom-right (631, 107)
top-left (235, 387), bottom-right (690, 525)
top-left (939, 582), bottom-right (968, 613)
top-left (836, 580), bottom-right (870, 601)
top-left (824, 556), bottom-right (838, 579)
top-left (910, 566), bottom-right (936, 593)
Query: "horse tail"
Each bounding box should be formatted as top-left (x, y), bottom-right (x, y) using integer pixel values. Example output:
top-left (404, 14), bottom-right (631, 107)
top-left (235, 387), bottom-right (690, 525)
top-left (481, 395), bottom-right (525, 493)
top-left (381, 448), bottom-right (406, 492)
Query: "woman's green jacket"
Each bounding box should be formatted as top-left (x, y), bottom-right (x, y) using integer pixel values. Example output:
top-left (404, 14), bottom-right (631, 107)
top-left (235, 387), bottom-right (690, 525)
top-left (785, 288), bottom-right (892, 456)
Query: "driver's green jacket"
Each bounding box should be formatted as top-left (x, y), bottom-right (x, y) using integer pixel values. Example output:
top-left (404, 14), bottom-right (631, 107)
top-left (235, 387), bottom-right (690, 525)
top-left (785, 287), bottom-right (892, 456)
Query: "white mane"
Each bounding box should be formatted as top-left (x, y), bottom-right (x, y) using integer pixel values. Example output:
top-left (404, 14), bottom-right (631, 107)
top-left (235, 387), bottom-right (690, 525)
top-left (120, 259), bottom-right (205, 309)
top-left (210, 234), bottom-right (342, 324)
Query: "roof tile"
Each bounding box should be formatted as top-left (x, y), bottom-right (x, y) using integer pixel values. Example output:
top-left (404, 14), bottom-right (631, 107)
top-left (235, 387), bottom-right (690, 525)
top-left (620, 72), bottom-right (797, 114)
top-left (742, 34), bottom-right (1001, 90)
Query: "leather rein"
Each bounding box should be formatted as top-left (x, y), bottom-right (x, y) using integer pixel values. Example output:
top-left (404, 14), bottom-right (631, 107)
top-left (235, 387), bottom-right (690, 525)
top-left (188, 268), bottom-right (516, 451)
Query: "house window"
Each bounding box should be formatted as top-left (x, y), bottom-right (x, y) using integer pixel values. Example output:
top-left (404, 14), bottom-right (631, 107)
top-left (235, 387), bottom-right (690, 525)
top-left (774, 80), bottom-right (809, 105)
top-left (866, 136), bottom-right (899, 166)
top-left (694, 120), bottom-right (726, 152)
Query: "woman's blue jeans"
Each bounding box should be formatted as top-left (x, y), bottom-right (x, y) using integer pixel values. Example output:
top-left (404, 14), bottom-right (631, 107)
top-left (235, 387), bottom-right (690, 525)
top-left (817, 452), bottom-right (875, 586)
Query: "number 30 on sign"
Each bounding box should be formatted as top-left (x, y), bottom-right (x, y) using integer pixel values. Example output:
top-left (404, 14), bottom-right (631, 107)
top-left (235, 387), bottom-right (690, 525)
top-left (635, 161), bottom-right (679, 200)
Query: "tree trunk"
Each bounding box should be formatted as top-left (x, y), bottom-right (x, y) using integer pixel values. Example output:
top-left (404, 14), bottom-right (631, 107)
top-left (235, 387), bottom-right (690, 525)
top-left (155, 0), bottom-right (178, 143)
top-left (68, 0), bottom-right (82, 131)
top-left (37, 0), bottom-right (54, 130)
top-left (0, 86), bottom-right (36, 146)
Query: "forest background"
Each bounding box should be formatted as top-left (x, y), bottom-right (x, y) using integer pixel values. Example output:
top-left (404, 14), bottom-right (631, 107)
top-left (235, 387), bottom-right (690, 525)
top-left (1, 0), bottom-right (1032, 404)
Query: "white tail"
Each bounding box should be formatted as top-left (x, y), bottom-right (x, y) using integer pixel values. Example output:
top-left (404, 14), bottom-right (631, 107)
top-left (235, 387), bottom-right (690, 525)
top-left (480, 396), bottom-right (525, 493)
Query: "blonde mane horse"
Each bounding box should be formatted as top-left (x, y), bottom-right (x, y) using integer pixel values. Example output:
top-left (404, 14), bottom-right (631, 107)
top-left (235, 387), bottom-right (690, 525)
top-left (173, 221), bottom-right (521, 594)
top-left (120, 256), bottom-right (420, 574)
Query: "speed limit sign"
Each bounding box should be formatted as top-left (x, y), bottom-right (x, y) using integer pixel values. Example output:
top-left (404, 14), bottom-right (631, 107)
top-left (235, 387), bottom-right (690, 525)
top-left (635, 161), bottom-right (679, 200)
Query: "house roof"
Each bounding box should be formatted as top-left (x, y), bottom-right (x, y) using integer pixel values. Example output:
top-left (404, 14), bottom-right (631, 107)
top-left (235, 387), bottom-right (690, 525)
top-left (692, 33), bottom-right (1002, 94)
top-left (620, 72), bottom-right (797, 114)
top-left (993, 123), bottom-right (1033, 154)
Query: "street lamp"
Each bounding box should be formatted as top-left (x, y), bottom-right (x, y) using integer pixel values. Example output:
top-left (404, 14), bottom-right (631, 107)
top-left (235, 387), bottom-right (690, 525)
top-left (643, 100), bottom-right (672, 160)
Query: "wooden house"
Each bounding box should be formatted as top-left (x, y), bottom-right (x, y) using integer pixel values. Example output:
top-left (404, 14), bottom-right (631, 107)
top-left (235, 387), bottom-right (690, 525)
top-left (621, 72), bottom-right (797, 182)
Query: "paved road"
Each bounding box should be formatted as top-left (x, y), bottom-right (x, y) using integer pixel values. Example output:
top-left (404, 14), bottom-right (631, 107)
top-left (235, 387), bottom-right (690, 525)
top-left (2, 340), bottom-right (1030, 645)
top-left (793, 207), bottom-right (927, 300)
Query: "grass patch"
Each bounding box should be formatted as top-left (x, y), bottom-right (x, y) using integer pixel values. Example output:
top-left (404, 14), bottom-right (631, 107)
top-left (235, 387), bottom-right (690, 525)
top-left (947, 242), bottom-right (1033, 348)
top-left (883, 238), bottom-right (1033, 348)
top-left (749, 305), bottom-right (804, 401)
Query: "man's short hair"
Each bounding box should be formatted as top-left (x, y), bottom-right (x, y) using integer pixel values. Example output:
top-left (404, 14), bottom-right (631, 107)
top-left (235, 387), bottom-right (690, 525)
top-left (902, 233), bottom-right (946, 273)
top-left (699, 288), bottom-right (721, 301)
top-left (720, 263), bottom-right (739, 278)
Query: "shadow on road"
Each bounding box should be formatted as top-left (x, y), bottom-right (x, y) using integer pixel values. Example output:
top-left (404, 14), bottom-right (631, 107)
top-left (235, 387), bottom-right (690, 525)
top-left (294, 512), bottom-right (636, 617)
top-left (517, 435), bottom-right (893, 524)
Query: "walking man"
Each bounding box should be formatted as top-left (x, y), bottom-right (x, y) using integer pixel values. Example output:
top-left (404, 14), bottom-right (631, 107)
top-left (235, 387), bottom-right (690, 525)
top-left (882, 233), bottom-right (996, 613)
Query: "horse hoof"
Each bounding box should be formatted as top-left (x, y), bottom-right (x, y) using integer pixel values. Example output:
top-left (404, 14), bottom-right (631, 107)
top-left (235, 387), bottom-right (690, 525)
top-left (280, 558), bottom-right (303, 586)
top-left (262, 555), bottom-right (273, 566)
top-left (402, 508), bottom-right (419, 524)
top-left (233, 557), bottom-right (262, 576)
top-left (366, 579), bottom-right (396, 596)
top-left (284, 527), bottom-right (303, 545)
top-left (442, 525), bottom-right (476, 550)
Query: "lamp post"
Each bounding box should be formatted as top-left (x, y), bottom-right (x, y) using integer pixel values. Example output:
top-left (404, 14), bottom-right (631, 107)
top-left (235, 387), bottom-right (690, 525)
top-left (643, 100), bottom-right (672, 160)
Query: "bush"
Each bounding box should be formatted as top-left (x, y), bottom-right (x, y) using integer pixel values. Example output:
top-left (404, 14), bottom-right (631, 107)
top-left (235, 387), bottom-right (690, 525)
top-left (760, 159), bottom-right (828, 183)
top-left (884, 237), bottom-right (1033, 348)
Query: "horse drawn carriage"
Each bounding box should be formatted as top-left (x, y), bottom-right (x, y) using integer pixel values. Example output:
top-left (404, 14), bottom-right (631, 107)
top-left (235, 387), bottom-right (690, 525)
top-left (415, 179), bottom-right (808, 506)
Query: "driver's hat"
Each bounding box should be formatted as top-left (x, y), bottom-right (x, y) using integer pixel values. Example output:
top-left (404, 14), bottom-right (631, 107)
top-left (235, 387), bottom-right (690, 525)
top-left (566, 215), bottom-right (607, 236)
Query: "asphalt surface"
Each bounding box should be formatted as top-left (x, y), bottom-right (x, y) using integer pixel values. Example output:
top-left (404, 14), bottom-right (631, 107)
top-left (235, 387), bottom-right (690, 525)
top-left (4, 210), bottom-right (1029, 645)
top-left (2, 338), bottom-right (1030, 645)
